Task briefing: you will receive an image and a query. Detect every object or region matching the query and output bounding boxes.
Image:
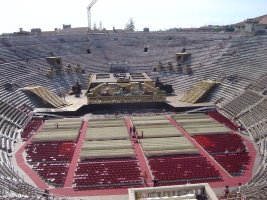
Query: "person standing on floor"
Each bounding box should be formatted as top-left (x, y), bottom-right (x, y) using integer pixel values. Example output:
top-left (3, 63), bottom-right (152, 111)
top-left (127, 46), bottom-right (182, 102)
top-left (135, 132), bottom-right (139, 143)
top-left (222, 185), bottom-right (230, 198)
top-left (236, 147), bottom-right (242, 153)
top-left (225, 149), bottom-right (229, 154)
top-left (152, 179), bottom-right (158, 187)
top-left (238, 182), bottom-right (244, 194)
top-left (142, 171), bottom-right (148, 185)
top-left (43, 188), bottom-right (50, 200)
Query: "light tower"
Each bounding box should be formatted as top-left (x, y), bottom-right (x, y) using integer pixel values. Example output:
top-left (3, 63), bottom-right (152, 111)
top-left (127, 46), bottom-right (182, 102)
top-left (87, 0), bottom-right (98, 30)
top-left (99, 21), bottom-right (102, 30)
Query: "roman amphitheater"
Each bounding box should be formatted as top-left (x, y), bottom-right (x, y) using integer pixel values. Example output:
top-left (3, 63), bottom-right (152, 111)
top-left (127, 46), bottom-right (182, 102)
top-left (1, 15), bottom-right (267, 200)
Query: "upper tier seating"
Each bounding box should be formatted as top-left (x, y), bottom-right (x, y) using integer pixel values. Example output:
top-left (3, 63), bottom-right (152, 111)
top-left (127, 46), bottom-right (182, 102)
top-left (222, 90), bottom-right (262, 117)
top-left (0, 100), bottom-right (32, 128)
top-left (249, 73), bottom-right (267, 92)
top-left (0, 149), bottom-right (44, 198)
top-left (1, 33), bottom-right (267, 109)
top-left (239, 99), bottom-right (267, 128)
top-left (0, 100), bottom-right (33, 154)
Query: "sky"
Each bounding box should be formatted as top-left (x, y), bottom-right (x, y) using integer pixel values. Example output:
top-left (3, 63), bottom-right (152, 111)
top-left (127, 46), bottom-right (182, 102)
top-left (1, 0), bottom-right (267, 33)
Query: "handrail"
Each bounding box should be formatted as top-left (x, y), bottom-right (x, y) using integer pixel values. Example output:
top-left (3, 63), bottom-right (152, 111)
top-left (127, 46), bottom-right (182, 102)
top-left (216, 192), bottom-right (247, 200)
top-left (43, 192), bottom-right (87, 200)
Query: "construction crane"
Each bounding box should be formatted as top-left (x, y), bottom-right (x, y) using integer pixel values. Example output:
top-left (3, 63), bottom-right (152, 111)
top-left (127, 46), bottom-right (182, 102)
top-left (87, 0), bottom-right (98, 30)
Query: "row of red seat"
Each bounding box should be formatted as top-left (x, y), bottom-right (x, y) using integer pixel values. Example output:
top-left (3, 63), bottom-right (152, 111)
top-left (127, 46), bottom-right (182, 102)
top-left (75, 168), bottom-right (140, 174)
top-left (207, 111), bottom-right (238, 130)
top-left (26, 155), bottom-right (72, 163)
top-left (194, 134), bottom-right (245, 153)
top-left (76, 163), bottom-right (138, 168)
top-left (74, 184), bottom-right (144, 191)
top-left (194, 133), bottom-right (250, 176)
top-left (149, 154), bottom-right (204, 162)
top-left (76, 160), bottom-right (139, 169)
top-left (77, 158), bottom-right (137, 164)
top-left (25, 142), bottom-right (76, 163)
top-left (26, 141), bottom-right (75, 187)
top-left (156, 178), bottom-right (222, 187)
top-left (75, 177), bottom-right (142, 186)
top-left (148, 155), bottom-right (221, 183)
top-left (74, 159), bottom-right (142, 187)
top-left (21, 119), bottom-right (43, 140)
top-left (32, 162), bottom-right (69, 186)
top-left (212, 153), bottom-right (250, 174)
top-left (153, 172), bottom-right (220, 180)
top-left (26, 142), bottom-right (75, 148)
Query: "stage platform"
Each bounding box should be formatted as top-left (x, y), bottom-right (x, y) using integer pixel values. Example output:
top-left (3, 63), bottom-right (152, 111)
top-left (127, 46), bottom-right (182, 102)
top-left (34, 90), bottom-right (215, 115)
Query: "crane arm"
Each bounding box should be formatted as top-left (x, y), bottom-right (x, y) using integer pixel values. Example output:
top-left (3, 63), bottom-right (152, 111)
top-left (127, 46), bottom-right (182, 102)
top-left (87, 0), bottom-right (98, 10)
top-left (87, 0), bottom-right (98, 29)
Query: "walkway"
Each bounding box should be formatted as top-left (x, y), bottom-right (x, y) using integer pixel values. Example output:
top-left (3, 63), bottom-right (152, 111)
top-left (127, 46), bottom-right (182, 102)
top-left (125, 118), bottom-right (153, 187)
top-left (64, 120), bottom-right (88, 187)
top-left (15, 122), bottom-right (48, 189)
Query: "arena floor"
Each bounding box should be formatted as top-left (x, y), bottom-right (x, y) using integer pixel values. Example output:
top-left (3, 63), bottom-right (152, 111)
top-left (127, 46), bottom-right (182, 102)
top-left (9, 91), bottom-right (260, 199)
